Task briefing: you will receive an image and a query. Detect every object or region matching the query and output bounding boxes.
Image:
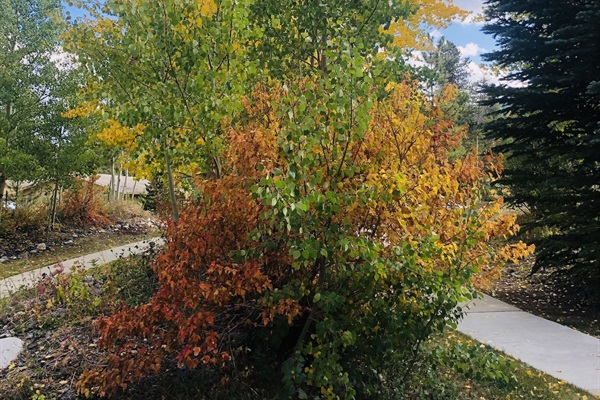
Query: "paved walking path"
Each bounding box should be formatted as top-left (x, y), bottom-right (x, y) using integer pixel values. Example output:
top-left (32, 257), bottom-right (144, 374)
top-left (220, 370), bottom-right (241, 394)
top-left (0, 237), bottom-right (163, 298)
top-left (1, 243), bottom-right (598, 395)
top-left (458, 294), bottom-right (600, 395)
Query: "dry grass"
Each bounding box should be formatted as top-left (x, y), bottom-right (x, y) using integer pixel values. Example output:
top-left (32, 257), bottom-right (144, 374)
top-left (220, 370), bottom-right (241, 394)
top-left (102, 199), bottom-right (154, 223)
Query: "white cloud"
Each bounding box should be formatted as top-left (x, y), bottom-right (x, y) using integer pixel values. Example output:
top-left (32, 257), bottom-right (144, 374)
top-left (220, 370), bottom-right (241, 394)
top-left (50, 46), bottom-right (78, 71)
top-left (466, 61), bottom-right (499, 84)
top-left (407, 50), bottom-right (426, 68)
top-left (453, 0), bottom-right (483, 14)
top-left (407, 53), bottom-right (499, 85)
top-left (466, 61), bottom-right (527, 88)
top-left (458, 42), bottom-right (486, 58)
top-left (405, 49), bottom-right (527, 89)
top-left (430, 29), bottom-right (443, 39)
top-left (453, 0), bottom-right (485, 25)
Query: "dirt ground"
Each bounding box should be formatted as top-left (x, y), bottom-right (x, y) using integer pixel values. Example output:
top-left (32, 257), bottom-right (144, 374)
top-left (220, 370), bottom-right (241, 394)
top-left (490, 257), bottom-right (600, 338)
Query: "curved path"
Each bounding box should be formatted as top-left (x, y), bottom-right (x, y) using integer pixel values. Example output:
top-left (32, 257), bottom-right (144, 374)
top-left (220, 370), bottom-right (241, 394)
top-left (0, 237), bottom-right (163, 298)
top-left (458, 294), bottom-right (600, 395)
top-left (1, 243), bottom-right (598, 395)
top-left (0, 237), bottom-right (163, 370)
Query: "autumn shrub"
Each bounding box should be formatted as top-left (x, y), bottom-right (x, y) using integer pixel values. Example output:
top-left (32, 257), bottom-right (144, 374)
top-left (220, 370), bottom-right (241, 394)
top-left (79, 81), bottom-right (532, 399)
top-left (0, 204), bottom-right (47, 240)
top-left (57, 177), bottom-right (111, 228)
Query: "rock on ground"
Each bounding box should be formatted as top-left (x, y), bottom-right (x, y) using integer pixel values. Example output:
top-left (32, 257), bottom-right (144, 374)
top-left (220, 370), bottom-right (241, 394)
top-left (0, 337), bottom-right (23, 370)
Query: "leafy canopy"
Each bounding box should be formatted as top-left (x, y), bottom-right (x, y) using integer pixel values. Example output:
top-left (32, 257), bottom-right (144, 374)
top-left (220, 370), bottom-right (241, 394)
top-left (67, 0), bottom-right (533, 398)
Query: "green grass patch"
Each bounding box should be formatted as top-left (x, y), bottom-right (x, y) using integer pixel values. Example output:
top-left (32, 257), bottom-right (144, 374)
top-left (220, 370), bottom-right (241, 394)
top-left (409, 331), bottom-right (597, 400)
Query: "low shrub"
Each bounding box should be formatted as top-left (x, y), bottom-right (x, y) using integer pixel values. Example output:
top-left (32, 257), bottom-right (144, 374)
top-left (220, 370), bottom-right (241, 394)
top-left (57, 177), bottom-right (111, 229)
top-left (428, 333), bottom-right (518, 388)
top-left (0, 204), bottom-right (47, 241)
top-left (36, 264), bottom-right (104, 318)
top-left (103, 252), bottom-right (158, 307)
top-left (33, 252), bottom-right (158, 318)
top-left (78, 83), bottom-right (532, 399)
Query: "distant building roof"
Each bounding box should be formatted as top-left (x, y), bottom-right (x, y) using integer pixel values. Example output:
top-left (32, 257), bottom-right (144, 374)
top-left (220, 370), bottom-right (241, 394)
top-left (90, 174), bottom-right (149, 196)
top-left (5, 181), bottom-right (45, 196)
top-left (6, 181), bottom-right (37, 191)
top-left (6, 175), bottom-right (149, 197)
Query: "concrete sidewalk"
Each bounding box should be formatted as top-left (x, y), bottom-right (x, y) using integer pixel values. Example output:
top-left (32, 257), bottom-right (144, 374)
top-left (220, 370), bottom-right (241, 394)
top-left (0, 237), bottom-right (163, 298)
top-left (458, 294), bottom-right (600, 395)
top-left (2, 242), bottom-right (598, 395)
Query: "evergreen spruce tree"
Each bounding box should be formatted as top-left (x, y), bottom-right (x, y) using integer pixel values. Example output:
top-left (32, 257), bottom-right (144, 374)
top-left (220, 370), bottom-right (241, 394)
top-left (141, 174), bottom-right (164, 213)
top-left (422, 37), bottom-right (470, 89)
top-left (421, 37), bottom-right (489, 153)
top-left (482, 1), bottom-right (600, 287)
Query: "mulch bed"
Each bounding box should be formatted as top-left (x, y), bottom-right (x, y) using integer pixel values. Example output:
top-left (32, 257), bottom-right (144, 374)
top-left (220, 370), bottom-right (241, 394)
top-left (0, 219), bottom-right (155, 261)
top-left (490, 257), bottom-right (600, 338)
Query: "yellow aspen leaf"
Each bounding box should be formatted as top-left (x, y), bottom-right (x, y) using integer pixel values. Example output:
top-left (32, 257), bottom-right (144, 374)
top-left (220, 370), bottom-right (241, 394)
top-left (62, 101), bottom-right (100, 118)
top-left (383, 0), bottom-right (468, 50)
top-left (198, 0), bottom-right (217, 16)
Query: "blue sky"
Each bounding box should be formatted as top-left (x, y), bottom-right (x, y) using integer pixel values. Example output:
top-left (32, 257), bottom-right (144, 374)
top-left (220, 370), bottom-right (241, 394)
top-left (442, 24), bottom-right (495, 64)
top-left (436, 0), bottom-right (501, 83)
top-left (441, 0), bottom-right (493, 62)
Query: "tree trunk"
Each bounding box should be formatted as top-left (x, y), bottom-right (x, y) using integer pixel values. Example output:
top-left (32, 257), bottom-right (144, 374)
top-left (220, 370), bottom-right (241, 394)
top-left (0, 174), bottom-right (6, 201)
top-left (131, 179), bottom-right (137, 201)
top-left (109, 157), bottom-right (115, 201)
top-left (164, 137), bottom-right (179, 224)
top-left (116, 166), bottom-right (122, 202)
top-left (1, 103), bottom-right (10, 201)
top-left (122, 169), bottom-right (129, 201)
top-left (51, 180), bottom-right (59, 228)
top-left (46, 180), bottom-right (59, 241)
top-left (0, 174), bottom-right (6, 223)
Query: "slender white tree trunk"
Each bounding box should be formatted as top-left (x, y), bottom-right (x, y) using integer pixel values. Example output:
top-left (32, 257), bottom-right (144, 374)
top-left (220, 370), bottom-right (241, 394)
top-left (164, 137), bottom-right (179, 224)
top-left (131, 179), bottom-right (137, 201)
top-left (116, 166), bottom-right (122, 202)
top-left (122, 169), bottom-right (129, 201)
top-left (109, 157), bottom-right (115, 201)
